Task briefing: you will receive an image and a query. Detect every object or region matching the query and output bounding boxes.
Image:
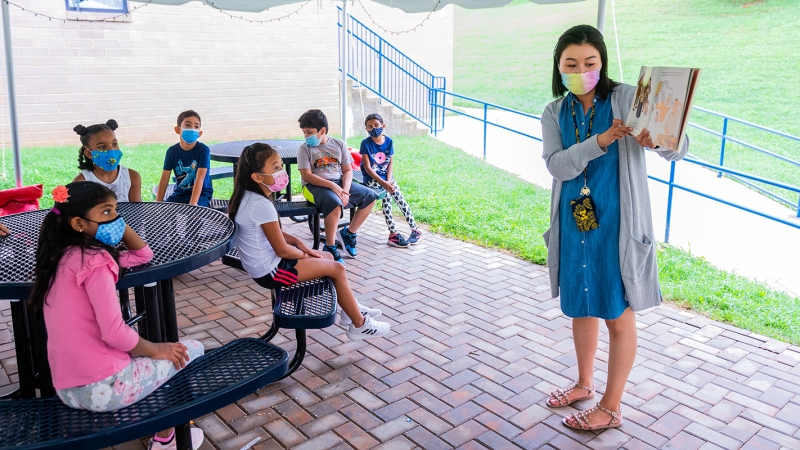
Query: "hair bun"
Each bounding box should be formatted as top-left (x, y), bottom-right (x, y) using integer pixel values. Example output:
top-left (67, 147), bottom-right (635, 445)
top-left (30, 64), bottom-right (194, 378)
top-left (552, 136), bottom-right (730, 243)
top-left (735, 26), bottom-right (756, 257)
top-left (73, 124), bottom-right (88, 136)
top-left (105, 119), bottom-right (118, 131)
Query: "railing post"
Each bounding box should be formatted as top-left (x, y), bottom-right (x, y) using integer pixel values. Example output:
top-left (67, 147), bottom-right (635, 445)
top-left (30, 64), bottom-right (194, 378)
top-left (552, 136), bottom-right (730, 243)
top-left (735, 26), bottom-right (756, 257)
top-left (718, 117), bottom-right (728, 178)
top-left (378, 39), bottom-right (382, 97)
top-left (665, 161), bottom-right (676, 243)
top-left (796, 194), bottom-right (800, 218)
top-left (483, 104), bottom-right (488, 160)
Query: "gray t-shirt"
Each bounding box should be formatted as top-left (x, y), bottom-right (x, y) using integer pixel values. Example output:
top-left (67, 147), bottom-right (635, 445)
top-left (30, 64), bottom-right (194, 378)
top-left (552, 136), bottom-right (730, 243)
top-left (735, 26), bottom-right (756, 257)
top-left (297, 136), bottom-right (354, 185)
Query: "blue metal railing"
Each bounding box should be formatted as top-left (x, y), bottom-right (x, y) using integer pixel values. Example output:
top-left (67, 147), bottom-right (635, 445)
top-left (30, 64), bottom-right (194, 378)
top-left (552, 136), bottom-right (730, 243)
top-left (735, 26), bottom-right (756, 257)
top-left (338, 8), bottom-right (446, 131)
top-left (688, 107), bottom-right (800, 214)
top-left (429, 89), bottom-right (541, 158)
top-left (425, 92), bottom-right (800, 241)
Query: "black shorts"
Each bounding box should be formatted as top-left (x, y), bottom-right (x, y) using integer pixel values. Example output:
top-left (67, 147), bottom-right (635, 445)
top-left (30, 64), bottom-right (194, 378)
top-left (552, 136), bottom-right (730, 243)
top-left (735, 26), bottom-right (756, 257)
top-left (253, 258), bottom-right (299, 290)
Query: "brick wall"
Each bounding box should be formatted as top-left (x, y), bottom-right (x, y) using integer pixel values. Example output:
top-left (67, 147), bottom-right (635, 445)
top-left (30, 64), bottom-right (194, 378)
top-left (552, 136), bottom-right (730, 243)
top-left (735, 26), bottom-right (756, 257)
top-left (0, 0), bottom-right (453, 148)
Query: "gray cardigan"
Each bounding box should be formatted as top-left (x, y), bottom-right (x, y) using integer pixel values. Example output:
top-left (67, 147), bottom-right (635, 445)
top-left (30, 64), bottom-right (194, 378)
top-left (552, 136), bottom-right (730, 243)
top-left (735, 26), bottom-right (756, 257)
top-left (541, 83), bottom-right (688, 312)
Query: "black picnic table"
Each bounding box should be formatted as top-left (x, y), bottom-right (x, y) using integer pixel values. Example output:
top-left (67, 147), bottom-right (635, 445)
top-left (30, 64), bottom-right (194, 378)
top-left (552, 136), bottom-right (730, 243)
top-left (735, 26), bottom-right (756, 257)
top-left (209, 139), bottom-right (302, 201)
top-left (0, 202), bottom-right (235, 400)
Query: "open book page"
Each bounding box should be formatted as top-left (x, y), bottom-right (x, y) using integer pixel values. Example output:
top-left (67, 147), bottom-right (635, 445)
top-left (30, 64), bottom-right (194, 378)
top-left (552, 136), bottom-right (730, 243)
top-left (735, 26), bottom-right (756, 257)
top-left (676, 69), bottom-right (701, 151)
top-left (647, 67), bottom-right (694, 151)
top-left (625, 66), bottom-right (660, 135)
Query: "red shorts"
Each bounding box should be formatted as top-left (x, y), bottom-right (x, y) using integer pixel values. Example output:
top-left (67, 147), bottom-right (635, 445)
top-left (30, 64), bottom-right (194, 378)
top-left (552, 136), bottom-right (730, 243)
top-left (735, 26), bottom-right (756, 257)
top-left (253, 258), bottom-right (299, 290)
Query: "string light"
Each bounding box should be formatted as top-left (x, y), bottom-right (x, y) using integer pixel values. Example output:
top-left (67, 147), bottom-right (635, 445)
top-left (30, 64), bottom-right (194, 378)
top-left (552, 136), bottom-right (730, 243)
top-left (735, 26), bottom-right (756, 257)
top-left (2, 0), bottom-right (310, 24)
top-left (202, 0), bottom-right (311, 23)
top-left (3, 0), bottom-right (154, 23)
top-left (357, 0), bottom-right (442, 35)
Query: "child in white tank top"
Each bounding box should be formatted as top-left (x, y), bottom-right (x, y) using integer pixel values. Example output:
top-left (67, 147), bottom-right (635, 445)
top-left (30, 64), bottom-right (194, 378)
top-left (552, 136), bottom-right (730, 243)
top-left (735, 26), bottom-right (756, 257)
top-left (72, 120), bottom-right (142, 202)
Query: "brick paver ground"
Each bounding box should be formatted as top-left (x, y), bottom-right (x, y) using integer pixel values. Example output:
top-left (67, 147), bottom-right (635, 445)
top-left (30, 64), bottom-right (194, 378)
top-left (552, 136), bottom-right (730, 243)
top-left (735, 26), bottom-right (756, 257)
top-left (3, 215), bottom-right (800, 449)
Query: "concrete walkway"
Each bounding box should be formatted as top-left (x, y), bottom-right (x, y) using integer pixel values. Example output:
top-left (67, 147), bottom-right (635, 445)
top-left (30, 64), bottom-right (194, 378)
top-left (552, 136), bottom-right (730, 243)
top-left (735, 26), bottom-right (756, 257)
top-left (433, 108), bottom-right (800, 297)
top-left (3, 217), bottom-right (800, 449)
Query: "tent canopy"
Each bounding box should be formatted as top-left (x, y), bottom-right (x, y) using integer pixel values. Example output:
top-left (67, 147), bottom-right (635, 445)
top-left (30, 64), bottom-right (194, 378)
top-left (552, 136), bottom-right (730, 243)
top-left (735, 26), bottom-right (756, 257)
top-left (130, 0), bottom-right (584, 14)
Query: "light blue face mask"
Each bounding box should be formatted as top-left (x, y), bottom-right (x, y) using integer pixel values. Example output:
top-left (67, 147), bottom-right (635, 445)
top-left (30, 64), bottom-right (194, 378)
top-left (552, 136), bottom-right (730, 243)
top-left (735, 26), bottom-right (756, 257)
top-left (91, 149), bottom-right (123, 171)
top-left (86, 215), bottom-right (126, 246)
top-left (304, 133), bottom-right (321, 147)
top-left (181, 129), bottom-right (201, 144)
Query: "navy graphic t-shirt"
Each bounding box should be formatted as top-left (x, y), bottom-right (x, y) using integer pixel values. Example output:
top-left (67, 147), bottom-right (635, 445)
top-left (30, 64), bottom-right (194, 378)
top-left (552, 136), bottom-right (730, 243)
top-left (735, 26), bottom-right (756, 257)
top-left (163, 142), bottom-right (213, 197)
top-left (360, 136), bottom-right (394, 182)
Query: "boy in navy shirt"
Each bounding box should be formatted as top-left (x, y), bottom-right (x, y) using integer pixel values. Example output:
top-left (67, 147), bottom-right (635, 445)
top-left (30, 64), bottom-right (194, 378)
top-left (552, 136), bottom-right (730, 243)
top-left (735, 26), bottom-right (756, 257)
top-left (156, 110), bottom-right (213, 206)
top-left (360, 113), bottom-right (421, 248)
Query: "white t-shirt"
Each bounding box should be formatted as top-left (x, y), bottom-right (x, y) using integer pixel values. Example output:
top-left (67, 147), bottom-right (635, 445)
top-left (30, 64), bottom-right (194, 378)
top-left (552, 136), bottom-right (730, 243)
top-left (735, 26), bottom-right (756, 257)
top-left (234, 191), bottom-right (281, 278)
top-left (81, 166), bottom-right (132, 202)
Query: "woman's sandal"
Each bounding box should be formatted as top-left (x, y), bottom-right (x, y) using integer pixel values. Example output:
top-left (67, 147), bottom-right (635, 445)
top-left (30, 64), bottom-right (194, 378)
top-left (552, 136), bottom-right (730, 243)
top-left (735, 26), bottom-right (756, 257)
top-left (546, 382), bottom-right (595, 408)
top-left (562, 402), bottom-right (623, 431)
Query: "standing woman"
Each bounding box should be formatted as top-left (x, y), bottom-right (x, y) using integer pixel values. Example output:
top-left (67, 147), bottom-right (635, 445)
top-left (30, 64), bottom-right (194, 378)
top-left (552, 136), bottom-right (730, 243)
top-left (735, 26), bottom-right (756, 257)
top-left (541, 25), bottom-right (688, 431)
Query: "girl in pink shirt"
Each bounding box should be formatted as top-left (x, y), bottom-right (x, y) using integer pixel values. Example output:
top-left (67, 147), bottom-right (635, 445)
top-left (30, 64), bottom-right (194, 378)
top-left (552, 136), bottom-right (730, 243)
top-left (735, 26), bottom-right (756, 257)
top-left (28, 182), bottom-right (204, 450)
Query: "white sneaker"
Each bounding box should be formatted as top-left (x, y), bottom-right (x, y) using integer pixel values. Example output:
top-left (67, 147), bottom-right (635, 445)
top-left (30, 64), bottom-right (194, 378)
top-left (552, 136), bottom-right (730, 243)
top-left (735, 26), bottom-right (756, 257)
top-left (148, 428), bottom-right (204, 450)
top-left (346, 316), bottom-right (390, 340)
top-left (339, 303), bottom-right (383, 326)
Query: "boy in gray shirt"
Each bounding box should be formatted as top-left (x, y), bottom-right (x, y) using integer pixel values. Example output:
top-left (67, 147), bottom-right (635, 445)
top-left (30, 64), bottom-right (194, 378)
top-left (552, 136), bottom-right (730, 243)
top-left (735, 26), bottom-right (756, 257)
top-left (298, 109), bottom-right (378, 264)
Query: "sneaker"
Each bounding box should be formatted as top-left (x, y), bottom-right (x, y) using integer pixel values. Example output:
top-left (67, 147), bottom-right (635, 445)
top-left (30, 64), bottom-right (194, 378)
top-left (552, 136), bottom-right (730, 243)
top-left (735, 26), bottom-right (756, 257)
top-left (336, 226), bottom-right (358, 258)
top-left (346, 315), bottom-right (391, 340)
top-left (148, 428), bottom-right (204, 450)
top-left (407, 229), bottom-right (422, 245)
top-left (387, 233), bottom-right (410, 248)
top-left (323, 244), bottom-right (345, 264)
top-left (340, 303), bottom-right (383, 326)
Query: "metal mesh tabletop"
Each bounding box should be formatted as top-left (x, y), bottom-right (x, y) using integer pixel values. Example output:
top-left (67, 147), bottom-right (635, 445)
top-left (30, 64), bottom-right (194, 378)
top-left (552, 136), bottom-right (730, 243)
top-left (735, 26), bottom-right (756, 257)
top-left (208, 139), bottom-right (302, 164)
top-left (0, 338), bottom-right (288, 450)
top-left (0, 202), bottom-right (235, 298)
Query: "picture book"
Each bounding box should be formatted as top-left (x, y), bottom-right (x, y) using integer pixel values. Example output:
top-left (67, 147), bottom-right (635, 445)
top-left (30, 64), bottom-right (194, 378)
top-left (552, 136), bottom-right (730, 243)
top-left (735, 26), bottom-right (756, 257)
top-left (625, 66), bottom-right (701, 151)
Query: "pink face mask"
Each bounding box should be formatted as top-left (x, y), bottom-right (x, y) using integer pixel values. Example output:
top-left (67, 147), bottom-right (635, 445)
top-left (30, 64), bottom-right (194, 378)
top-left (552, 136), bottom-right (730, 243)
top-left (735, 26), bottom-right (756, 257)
top-left (260, 169), bottom-right (289, 192)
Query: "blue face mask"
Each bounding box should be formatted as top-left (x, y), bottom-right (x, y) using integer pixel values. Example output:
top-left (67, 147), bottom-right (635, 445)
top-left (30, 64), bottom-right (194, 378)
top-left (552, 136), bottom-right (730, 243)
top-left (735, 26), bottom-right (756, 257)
top-left (181, 129), bottom-right (201, 144)
top-left (368, 127), bottom-right (384, 138)
top-left (87, 215), bottom-right (126, 246)
top-left (91, 149), bottom-right (123, 171)
top-left (304, 133), bottom-right (321, 147)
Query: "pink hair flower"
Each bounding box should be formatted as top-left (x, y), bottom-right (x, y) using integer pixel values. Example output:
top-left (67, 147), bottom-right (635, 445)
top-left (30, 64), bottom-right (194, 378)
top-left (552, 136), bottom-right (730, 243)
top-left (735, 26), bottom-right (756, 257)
top-left (52, 185), bottom-right (70, 203)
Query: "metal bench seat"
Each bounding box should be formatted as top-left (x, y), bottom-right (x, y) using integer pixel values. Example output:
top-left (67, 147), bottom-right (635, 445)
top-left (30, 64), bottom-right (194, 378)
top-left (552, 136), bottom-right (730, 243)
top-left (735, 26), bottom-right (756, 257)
top-left (221, 247), bottom-right (337, 378)
top-left (150, 184), bottom-right (229, 212)
top-left (0, 338), bottom-right (288, 450)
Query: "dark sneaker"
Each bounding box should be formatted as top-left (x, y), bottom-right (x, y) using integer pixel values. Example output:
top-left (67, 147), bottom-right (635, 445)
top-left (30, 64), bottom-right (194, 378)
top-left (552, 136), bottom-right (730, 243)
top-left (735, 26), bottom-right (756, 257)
top-left (323, 244), bottom-right (344, 264)
top-left (387, 233), bottom-right (410, 248)
top-left (336, 226), bottom-right (358, 258)
top-left (408, 230), bottom-right (422, 245)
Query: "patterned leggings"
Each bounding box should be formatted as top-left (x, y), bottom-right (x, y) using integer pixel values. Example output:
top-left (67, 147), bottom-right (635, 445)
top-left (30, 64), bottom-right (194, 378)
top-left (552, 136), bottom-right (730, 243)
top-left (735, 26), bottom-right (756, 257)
top-left (56, 340), bottom-right (204, 412)
top-left (366, 179), bottom-right (418, 234)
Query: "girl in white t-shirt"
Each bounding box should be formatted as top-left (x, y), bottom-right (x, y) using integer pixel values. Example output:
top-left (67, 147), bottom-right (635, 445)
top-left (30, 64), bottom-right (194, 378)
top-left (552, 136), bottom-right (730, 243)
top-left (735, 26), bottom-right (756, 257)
top-left (228, 143), bottom-right (390, 340)
top-left (73, 120), bottom-right (142, 202)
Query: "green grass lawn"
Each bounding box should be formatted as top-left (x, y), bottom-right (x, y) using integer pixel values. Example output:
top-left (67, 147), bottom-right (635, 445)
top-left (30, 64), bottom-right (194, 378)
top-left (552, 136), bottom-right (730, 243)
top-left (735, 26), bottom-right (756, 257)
top-left (453, 0), bottom-right (800, 207)
top-left (3, 135), bottom-right (799, 343)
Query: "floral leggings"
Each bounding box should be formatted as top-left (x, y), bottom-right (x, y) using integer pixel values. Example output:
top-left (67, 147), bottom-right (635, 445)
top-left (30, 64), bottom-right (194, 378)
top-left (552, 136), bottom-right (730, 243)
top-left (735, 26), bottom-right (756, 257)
top-left (56, 340), bottom-right (204, 412)
top-left (366, 178), bottom-right (418, 235)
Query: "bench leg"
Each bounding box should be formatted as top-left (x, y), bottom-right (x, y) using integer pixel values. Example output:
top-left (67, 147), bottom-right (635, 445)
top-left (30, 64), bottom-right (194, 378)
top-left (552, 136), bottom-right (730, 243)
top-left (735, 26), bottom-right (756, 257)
top-left (175, 422), bottom-right (192, 450)
top-left (278, 329), bottom-right (307, 381)
top-left (259, 289), bottom-right (280, 342)
top-left (312, 213), bottom-right (321, 250)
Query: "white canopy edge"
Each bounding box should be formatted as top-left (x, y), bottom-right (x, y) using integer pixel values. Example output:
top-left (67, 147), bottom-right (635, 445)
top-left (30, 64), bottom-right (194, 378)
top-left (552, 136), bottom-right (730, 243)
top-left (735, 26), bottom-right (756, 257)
top-left (129, 0), bottom-right (585, 14)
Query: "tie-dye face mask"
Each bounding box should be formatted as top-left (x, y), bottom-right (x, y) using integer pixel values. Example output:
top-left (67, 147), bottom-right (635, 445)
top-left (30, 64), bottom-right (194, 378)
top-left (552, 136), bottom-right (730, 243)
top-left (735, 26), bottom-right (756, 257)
top-left (561, 69), bottom-right (601, 96)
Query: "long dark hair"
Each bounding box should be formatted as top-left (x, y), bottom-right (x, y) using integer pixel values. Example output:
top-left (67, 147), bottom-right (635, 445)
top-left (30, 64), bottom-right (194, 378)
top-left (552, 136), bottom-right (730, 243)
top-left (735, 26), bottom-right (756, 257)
top-left (75, 119), bottom-right (119, 171)
top-left (28, 182), bottom-right (119, 311)
top-left (228, 143), bottom-right (278, 221)
top-left (551, 25), bottom-right (618, 99)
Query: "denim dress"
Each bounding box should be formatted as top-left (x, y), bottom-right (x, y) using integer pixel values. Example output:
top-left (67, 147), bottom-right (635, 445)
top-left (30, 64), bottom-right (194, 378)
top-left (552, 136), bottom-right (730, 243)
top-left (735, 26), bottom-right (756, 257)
top-left (557, 93), bottom-right (629, 320)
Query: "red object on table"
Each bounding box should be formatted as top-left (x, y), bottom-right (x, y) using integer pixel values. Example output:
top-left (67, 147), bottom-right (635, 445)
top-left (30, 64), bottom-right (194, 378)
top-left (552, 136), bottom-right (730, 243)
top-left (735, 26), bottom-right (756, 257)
top-left (349, 148), bottom-right (362, 170)
top-left (0, 184), bottom-right (43, 216)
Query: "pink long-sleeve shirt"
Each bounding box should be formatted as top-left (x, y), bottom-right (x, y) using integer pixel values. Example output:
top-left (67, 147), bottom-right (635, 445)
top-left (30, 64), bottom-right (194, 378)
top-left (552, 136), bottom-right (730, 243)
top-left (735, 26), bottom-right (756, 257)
top-left (44, 245), bottom-right (154, 390)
